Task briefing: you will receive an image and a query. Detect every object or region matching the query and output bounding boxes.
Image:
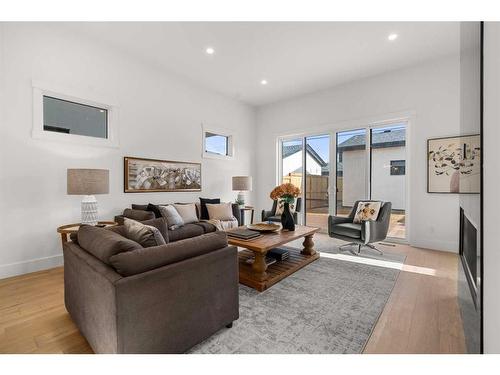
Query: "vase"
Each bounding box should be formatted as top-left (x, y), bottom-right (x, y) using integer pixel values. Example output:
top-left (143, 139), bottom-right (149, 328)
top-left (281, 202), bottom-right (295, 231)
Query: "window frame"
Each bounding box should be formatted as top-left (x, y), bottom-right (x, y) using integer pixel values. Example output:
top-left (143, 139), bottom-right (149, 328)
top-left (201, 124), bottom-right (234, 160)
top-left (32, 80), bottom-right (119, 148)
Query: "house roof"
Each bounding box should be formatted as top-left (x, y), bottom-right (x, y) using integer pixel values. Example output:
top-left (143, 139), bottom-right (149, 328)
top-left (338, 128), bottom-right (406, 150)
top-left (282, 144), bottom-right (327, 167)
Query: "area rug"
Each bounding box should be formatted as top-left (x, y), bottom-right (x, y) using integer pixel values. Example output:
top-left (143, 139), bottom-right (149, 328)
top-left (188, 233), bottom-right (406, 354)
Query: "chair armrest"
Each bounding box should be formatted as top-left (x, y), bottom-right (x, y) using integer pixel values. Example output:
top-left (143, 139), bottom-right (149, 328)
top-left (328, 215), bottom-right (352, 234)
top-left (261, 210), bottom-right (273, 221)
top-left (231, 204), bottom-right (242, 225)
top-left (361, 220), bottom-right (389, 244)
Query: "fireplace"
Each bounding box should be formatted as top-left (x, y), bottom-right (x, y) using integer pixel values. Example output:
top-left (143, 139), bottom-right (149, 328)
top-left (459, 207), bottom-right (479, 309)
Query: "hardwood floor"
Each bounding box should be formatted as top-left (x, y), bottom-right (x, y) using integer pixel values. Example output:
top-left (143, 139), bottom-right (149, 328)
top-left (0, 243), bottom-right (466, 354)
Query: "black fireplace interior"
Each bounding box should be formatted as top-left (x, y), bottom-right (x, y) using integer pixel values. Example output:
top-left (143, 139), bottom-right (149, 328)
top-left (460, 207), bottom-right (478, 308)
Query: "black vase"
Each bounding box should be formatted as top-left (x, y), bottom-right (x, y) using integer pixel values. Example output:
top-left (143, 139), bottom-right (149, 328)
top-left (281, 202), bottom-right (295, 231)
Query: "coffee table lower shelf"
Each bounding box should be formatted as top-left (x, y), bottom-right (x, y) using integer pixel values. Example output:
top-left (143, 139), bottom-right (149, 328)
top-left (238, 247), bottom-right (320, 292)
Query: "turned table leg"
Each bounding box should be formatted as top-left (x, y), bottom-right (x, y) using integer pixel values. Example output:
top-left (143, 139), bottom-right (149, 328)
top-left (301, 234), bottom-right (316, 256)
top-left (252, 252), bottom-right (268, 281)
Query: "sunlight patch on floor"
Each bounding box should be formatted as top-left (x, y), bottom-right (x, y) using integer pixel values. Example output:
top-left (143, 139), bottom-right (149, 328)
top-left (319, 251), bottom-right (437, 276)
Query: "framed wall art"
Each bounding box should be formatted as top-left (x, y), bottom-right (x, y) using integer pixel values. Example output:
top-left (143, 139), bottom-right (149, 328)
top-left (427, 134), bottom-right (480, 194)
top-left (124, 156), bottom-right (202, 193)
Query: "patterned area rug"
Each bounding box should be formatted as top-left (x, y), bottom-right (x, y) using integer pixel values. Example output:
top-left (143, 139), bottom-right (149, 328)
top-left (189, 233), bottom-right (406, 354)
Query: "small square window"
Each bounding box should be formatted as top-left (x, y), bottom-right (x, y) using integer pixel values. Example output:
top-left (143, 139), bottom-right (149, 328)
top-left (202, 128), bottom-right (233, 159)
top-left (205, 132), bottom-right (228, 156)
top-left (390, 160), bottom-right (405, 175)
top-left (43, 96), bottom-right (108, 139)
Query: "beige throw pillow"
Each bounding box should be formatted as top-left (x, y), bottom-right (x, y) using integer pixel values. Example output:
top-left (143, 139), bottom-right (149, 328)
top-left (173, 203), bottom-right (199, 224)
top-left (123, 218), bottom-right (166, 248)
top-left (353, 201), bottom-right (382, 224)
top-left (158, 205), bottom-right (184, 230)
top-left (206, 203), bottom-right (235, 221)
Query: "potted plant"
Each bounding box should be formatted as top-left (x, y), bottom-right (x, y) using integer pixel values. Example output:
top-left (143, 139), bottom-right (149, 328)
top-left (270, 183), bottom-right (301, 231)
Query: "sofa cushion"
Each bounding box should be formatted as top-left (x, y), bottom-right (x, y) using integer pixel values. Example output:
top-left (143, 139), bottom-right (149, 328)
top-left (193, 221), bottom-right (217, 233)
top-left (109, 231), bottom-right (228, 276)
top-left (167, 223), bottom-right (204, 242)
top-left (77, 225), bottom-right (142, 264)
top-left (123, 218), bottom-right (166, 248)
top-left (147, 203), bottom-right (162, 218)
top-left (199, 198), bottom-right (220, 220)
top-left (123, 208), bottom-right (155, 222)
top-left (331, 223), bottom-right (362, 239)
top-left (158, 205), bottom-right (184, 229)
top-left (173, 203), bottom-right (198, 224)
top-left (108, 217), bottom-right (169, 244)
top-left (206, 203), bottom-right (234, 221)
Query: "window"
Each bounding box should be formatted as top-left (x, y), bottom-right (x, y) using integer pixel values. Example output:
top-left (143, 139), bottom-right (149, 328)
top-left (205, 132), bottom-right (229, 156)
top-left (43, 96), bottom-right (108, 139)
top-left (32, 81), bottom-right (119, 148)
top-left (202, 126), bottom-right (233, 159)
top-left (390, 160), bottom-right (405, 175)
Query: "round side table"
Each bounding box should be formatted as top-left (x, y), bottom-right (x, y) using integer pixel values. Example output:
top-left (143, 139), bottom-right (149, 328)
top-left (57, 221), bottom-right (118, 248)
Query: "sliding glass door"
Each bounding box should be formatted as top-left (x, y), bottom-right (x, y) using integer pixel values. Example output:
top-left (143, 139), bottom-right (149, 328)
top-left (334, 122), bottom-right (407, 240)
top-left (370, 124), bottom-right (406, 239)
top-left (335, 129), bottom-right (368, 217)
top-left (304, 135), bottom-right (330, 231)
top-left (278, 121), bottom-right (407, 240)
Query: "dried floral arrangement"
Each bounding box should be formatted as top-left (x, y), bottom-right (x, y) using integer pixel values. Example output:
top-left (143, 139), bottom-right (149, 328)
top-left (270, 183), bottom-right (301, 203)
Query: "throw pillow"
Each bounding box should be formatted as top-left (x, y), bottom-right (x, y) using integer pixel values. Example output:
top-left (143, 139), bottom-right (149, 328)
top-left (146, 203), bottom-right (162, 218)
top-left (158, 205), bottom-right (185, 230)
top-left (173, 203), bottom-right (199, 224)
top-left (206, 202), bottom-right (235, 221)
top-left (353, 201), bottom-right (382, 224)
top-left (274, 199), bottom-right (297, 216)
top-left (199, 197), bottom-right (221, 220)
top-left (123, 218), bottom-right (166, 248)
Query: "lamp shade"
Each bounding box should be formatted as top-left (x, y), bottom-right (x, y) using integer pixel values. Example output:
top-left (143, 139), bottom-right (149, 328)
top-left (232, 176), bottom-right (252, 191)
top-left (67, 169), bottom-right (109, 195)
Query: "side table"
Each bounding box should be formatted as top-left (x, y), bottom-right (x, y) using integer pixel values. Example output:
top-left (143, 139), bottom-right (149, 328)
top-left (57, 221), bottom-right (118, 248)
top-left (239, 207), bottom-right (255, 226)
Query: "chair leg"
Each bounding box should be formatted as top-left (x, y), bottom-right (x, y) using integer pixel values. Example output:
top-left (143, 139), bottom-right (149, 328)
top-left (365, 243), bottom-right (383, 255)
top-left (358, 244), bottom-right (361, 254)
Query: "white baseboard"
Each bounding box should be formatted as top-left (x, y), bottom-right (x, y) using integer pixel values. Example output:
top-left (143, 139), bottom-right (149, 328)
top-left (410, 238), bottom-right (459, 253)
top-left (0, 254), bottom-right (63, 280)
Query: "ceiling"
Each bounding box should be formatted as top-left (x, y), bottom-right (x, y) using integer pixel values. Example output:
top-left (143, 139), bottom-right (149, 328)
top-left (63, 22), bottom-right (459, 107)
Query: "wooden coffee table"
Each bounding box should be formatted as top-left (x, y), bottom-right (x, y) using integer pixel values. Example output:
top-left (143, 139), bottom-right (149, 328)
top-left (227, 225), bottom-right (320, 292)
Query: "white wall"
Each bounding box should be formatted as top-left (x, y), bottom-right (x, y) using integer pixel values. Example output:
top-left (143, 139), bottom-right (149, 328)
top-left (0, 23), bottom-right (256, 278)
top-left (483, 21), bottom-right (500, 354)
top-left (256, 55), bottom-right (460, 252)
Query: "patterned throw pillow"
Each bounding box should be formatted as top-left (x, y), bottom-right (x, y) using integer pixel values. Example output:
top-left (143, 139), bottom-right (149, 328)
top-left (353, 201), bottom-right (382, 224)
top-left (274, 199), bottom-right (297, 216)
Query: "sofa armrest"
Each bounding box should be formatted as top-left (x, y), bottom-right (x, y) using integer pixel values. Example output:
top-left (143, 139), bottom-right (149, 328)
top-left (109, 231), bottom-right (229, 276)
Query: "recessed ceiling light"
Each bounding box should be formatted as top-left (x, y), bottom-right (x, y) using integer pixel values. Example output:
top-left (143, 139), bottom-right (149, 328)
top-left (260, 79), bottom-right (268, 85)
top-left (388, 33), bottom-right (398, 41)
top-left (205, 47), bottom-right (215, 55)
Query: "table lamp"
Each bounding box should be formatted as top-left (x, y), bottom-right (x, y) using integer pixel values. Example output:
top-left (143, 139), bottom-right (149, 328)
top-left (67, 169), bottom-right (109, 226)
top-left (232, 176), bottom-right (252, 207)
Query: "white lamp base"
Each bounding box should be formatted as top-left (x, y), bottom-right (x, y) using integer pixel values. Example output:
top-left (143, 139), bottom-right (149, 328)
top-left (237, 191), bottom-right (246, 208)
top-left (81, 195), bottom-right (98, 226)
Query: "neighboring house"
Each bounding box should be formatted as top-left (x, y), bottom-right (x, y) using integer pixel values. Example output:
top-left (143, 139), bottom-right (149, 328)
top-left (338, 128), bottom-right (406, 210)
top-left (282, 144), bottom-right (327, 176)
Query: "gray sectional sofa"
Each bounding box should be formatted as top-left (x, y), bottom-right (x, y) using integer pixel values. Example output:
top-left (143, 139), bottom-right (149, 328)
top-left (63, 208), bottom-right (239, 353)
